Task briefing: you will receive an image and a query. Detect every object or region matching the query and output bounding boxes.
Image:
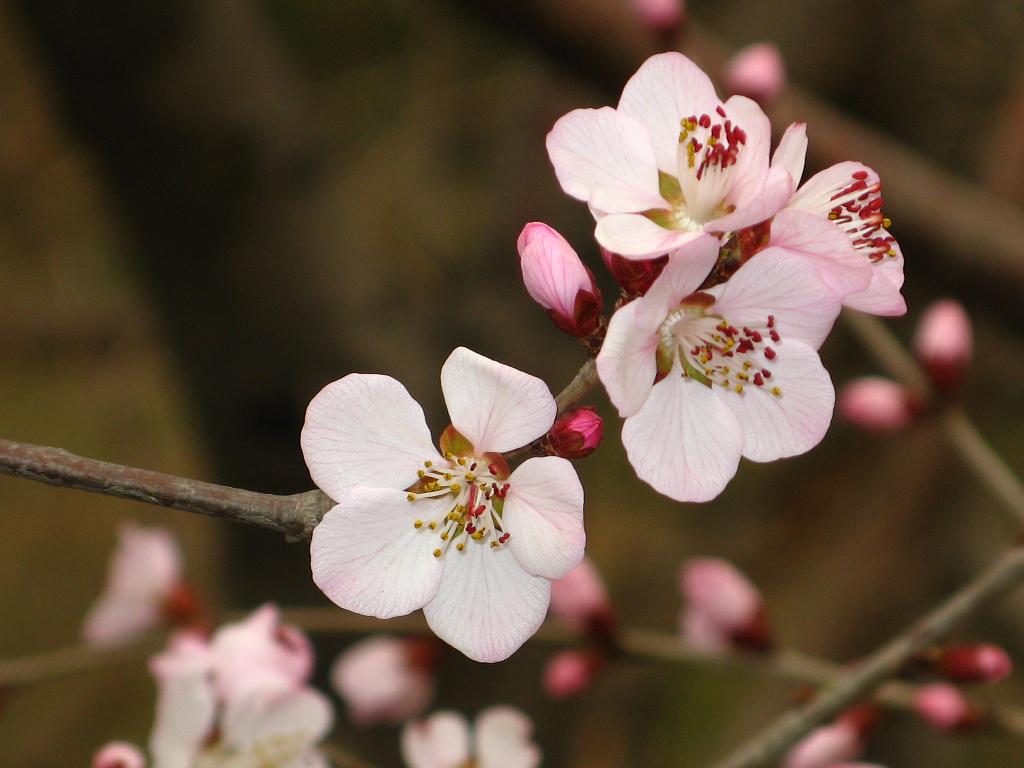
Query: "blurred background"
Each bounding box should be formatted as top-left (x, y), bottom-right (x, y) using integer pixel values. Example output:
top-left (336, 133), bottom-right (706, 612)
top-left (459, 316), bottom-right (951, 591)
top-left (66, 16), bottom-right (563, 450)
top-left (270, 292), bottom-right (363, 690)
top-left (1, 0), bottom-right (1023, 765)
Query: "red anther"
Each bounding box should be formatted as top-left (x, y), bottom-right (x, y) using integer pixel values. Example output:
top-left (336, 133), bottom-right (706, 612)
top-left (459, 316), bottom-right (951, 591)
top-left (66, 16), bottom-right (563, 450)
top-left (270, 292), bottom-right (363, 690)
top-left (470, 462), bottom-right (477, 471)
top-left (710, 124), bottom-right (722, 139)
top-left (751, 331), bottom-right (762, 342)
top-left (742, 326), bottom-right (752, 336)
top-left (466, 523), bottom-right (476, 534)
top-left (852, 170), bottom-right (869, 180)
top-left (488, 464), bottom-right (498, 475)
top-left (753, 373), bottom-right (764, 386)
top-left (699, 114), bottom-right (711, 128)
top-left (475, 505), bottom-right (486, 517)
top-left (716, 105), bottom-right (727, 117)
top-left (499, 533), bottom-right (510, 543)
top-left (762, 369), bottom-right (772, 378)
top-left (767, 315), bottom-right (775, 328)
top-left (769, 330), bottom-right (780, 342)
top-left (764, 347), bottom-right (776, 360)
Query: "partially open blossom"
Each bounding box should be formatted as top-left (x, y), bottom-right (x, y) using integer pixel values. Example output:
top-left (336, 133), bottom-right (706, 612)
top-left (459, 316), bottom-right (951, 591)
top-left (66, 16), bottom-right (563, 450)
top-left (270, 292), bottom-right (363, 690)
top-left (838, 377), bottom-right (915, 433)
top-left (913, 683), bottom-right (980, 731)
top-left (933, 643), bottom-right (1012, 684)
top-left (547, 53), bottom-right (795, 261)
top-left (783, 721), bottom-right (863, 768)
top-left (92, 742), bottom-right (146, 768)
top-left (84, 524), bottom-right (187, 648)
top-left (547, 407), bottom-right (604, 459)
top-left (726, 43), bottom-right (786, 106)
top-left (402, 707), bottom-right (540, 768)
top-left (331, 635), bottom-right (436, 726)
top-left (303, 347), bottom-right (586, 662)
top-left (597, 237), bottom-right (840, 501)
top-left (913, 299), bottom-right (972, 391)
top-left (680, 558), bottom-right (769, 652)
top-left (543, 649), bottom-right (604, 698)
top-left (518, 222), bottom-right (602, 338)
top-left (631, 0), bottom-right (684, 32)
top-left (549, 557), bottom-right (614, 635)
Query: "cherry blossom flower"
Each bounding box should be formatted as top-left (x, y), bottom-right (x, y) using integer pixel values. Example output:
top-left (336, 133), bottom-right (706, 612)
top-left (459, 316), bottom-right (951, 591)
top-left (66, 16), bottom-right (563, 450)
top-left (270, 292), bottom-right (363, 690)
top-left (838, 377), bottom-right (915, 433)
top-left (543, 649), bottom-right (604, 698)
top-left (303, 347), bottom-right (586, 662)
top-left (546, 407), bottom-right (603, 459)
top-left (631, 0), bottom-right (684, 33)
top-left (679, 558), bottom-right (770, 652)
top-left (331, 635), bottom-right (436, 726)
top-left (782, 721), bottom-right (863, 768)
top-left (93, 742), bottom-right (146, 768)
top-left (913, 299), bottom-right (972, 390)
top-left (401, 707), bottom-right (540, 768)
top-left (547, 52), bottom-right (794, 261)
top-left (84, 523), bottom-right (187, 647)
top-left (596, 236), bottom-right (840, 501)
top-left (770, 124), bottom-right (906, 316)
top-left (913, 683), bottom-right (979, 731)
top-left (549, 557), bottom-right (614, 634)
top-left (726, 43), bottom-right (786, 106)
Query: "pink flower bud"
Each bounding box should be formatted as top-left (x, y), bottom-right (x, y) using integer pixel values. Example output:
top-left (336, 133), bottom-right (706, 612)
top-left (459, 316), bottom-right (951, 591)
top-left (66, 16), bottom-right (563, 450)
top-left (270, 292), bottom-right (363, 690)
top-left (726, 43), bottom-right (787, 106)
top-left (783, 721), bottom-right (862, 768)
top-left (631, 0), bottom-right (684, 32)
top-left (838, 377), bottom-right (915, 433)
top-left (93, 743), bottom-right (146, 768)
top-left (331, 635), bottom-right (436, 726)
top-left (600, 247), bottom-right (667, 297)
top-left (679, 558), bottom-right (770, 653)
top-left (518, 222), bottom-right (602, 338)
top-left (913, 299), bottom-right (972, 392)
top-left (543, 649), bottom-right (603, 698)
top-left (935, 643), bottom-right (1012, 684)
top-left (547, 407), bottom-right (603, 458)
top-left (913, 683), bottom-right (980, 731)
top-left (550, 558), bottom-right (615, 636)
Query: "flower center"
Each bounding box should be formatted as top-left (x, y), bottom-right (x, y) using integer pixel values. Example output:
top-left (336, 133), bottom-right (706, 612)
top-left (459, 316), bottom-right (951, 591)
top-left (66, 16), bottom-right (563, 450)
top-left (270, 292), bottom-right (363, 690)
top-left (659, 299), bottom-right (782, 397)
top-left (406, 454), bottom-right (511, 558)
top-left (825, 169), bottom-right (897, 262)
top-left (196, 731), bottom-right (309, 768)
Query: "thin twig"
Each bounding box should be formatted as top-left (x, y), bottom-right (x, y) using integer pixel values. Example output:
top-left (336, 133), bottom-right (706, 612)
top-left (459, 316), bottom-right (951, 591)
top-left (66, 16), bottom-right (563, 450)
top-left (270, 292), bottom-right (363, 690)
top-left (0, 639), bottom-right (158, 687)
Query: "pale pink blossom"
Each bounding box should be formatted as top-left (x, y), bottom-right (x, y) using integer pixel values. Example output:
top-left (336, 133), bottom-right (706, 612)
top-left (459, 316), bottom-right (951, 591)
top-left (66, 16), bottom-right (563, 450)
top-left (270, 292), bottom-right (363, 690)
top-left (726, 43), bottom-right (786, 106)
top-left (93, 742), bottom-right (146, 768)
top-left (783, 721), bottom-right (862, 768)
top-left (543, 650), bottom-right (602, 698)
top-left (631, 0), bottom-right (684, 32)
top-left (596, 237), bottom-right (840, 501)
top-left (913, 299), bottom-right (972, 390)
top-left (331, 635), bottom-right (435, 726)
top-left (303, 347), bottom-right (586, 662)
top-left (838, 377), bottom-right (914, 433)
top-left (679, 558), bottom-right (769, 652)
top-left (549, 557), bottom-right (613, 633)
top-left (935, 643), bottom-right (1012, 684)
top-left (402, 707), bottom-right (540, 768)
top-left (547, 407), bottom-right (604, 459)
top-left (547, 52), bottom-right (795, 261)
top-left (518, 222), bottom-right (602, 337)
top-left (913, 683), bottom-right (978, 731)
top-left (771, 123), bottom-right (906, 316)
top-left (84, 523), bottom-right (185, 647)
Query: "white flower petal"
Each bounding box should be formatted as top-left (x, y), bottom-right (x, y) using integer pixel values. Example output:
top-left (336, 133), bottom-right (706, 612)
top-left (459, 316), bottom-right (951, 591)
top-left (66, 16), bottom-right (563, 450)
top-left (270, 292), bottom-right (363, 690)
top-left (595, 213), bottom-right (704, 259)
top-left (301, 374), bottom-right (440, 503)
top-left (618, 52), bottom-right (721, 172)
top-left (310, 489), bottom-right (445, 619)
top-left (769, 208), bottom-right (872, 296)
top-left (703, 165), bottom-right (793, 233)
top-left (595, 301), bottom-right (660, 418)
top-left (423, 543), bottom-right (550, 663)
top-left (844, 243), bottom-right (906, 316)
top-left (149, 640), bottom-right (216, 768)
top-left (718, 95), bottom-right (772, 207)
top-left (222, 683), bottom-right (333, 756)
top-left (504, 457), bottom-right (585, 580)
top-left (545, 107), bottom-right (666, 213)
top-left (401, 712), bottom-right (471, 768)
top-left (475, 707), bottom-right (542, 768)
top-left (622, 362), bottom-right (744, 502)
top-left (440, 348), bottom-right (555, 454)
top-left (723, 339), bottom-right (835, 462)
top-left (772, 122), bottom-right (807, 187)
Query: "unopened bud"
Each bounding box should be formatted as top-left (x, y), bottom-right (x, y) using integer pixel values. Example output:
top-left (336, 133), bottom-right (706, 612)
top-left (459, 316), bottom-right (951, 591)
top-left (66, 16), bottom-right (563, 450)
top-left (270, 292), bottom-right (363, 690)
top-left (600, 247), bottom-right (668, 298)
top-left (547, 407), bottom-right (603, 459)
top-left (518, 222), bottom-right (602, 338)
top-left (550, 558), bottom-right (615, 637)
top-left (913, 299), bottom-right (972, 393)
top-left (631, 0), bottom-right (684, 33)
top-left (543, 649), bottom-right (605, 698)
top-left (726, 43), bottom-right (786, 106)
top-left (679, 558), bottom-right (771, 653)
top-left (913, 683), bottom-right (981, 731)
top-left (782, 721), bottom-right (862, 768)
top-left (838, 377), bottom-right (915, 433)
top-left (934, 643), bottom-right (1012, 684)
top-left (331, 635), bottom-right (437, 726)
top-left (93, 743), bottom-right (146, 768)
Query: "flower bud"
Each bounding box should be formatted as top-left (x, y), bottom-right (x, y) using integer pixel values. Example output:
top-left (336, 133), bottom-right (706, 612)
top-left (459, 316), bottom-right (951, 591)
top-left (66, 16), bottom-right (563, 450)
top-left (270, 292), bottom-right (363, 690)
top-left (543, 649), bottom-right (604, 698)
top-left (934, 643), bottom-right (1012, 684)
top-left (631, 0), bottom-right (684, 33)
top-left (679, 558), bottom-right (770, 653)
top-left (726, 43), bottom-right (786, 106)
top-left (546, 407), bottom-right (603, 459)
top-left (838, 377), bottom-right (915, 433)
top-left (550, 558), bottom-right (615, 637)
top-left (782, 721), bottom-right (862, 768)
top-left (600, 246), bottom-right (667, 297)
top-left (93, 743), bottom-right (146, 768)
top-left (518, 222), bottom-right (602, 338)
top-left (913, 299), bottom-right (972, 392)
top-left (913, 683), bottom-right (981, 731)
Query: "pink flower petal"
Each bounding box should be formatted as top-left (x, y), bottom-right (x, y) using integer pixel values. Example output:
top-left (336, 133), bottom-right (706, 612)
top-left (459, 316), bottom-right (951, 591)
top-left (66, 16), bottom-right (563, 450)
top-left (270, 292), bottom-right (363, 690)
top-left (518, 222), bottom-right (596, 322)
top-left (679, 607), bottom-right (732, 653)
top-left (618, 53), bottom-right (721, 173)
top-left (772, 122), bottom-right (807, 187)
top-left (503, 457), bottom-right (586, 580)
top-left (440, 348), bottom-right (556, 454)
top-left (546, 107), bottom-right (666, 213)
top-left (767, 209), bottom-right (872, 297)
top-left (423, 544), bottom-right (550, 663)
top-left (716, 95), bottom-right (773, 208)
top-left (475, 706), bottom-right (542, 768)
top-left (302, 374), bottom-right (440, 503)
top-left (726, 43), bottom-right (787, 106)
top-left (221, 682), bottom-right (333, 756)
top-left (550, 558), bottom-right (612, 629)
top-left (843, 243), bottom-right (906, 316)
top-left (783, 722), bottom-right (862, 768)
top-left (311, 489), bottom-right (445, 619)
top-left (596, 300), bottom-right (662, 418)
top-left (622, 360), bottom-right (744, 502)
top-left (148, 637), bottom-right (216, 768)
top-left (680, 558), bottom-right (761, 631)
top-left (402, 711), bottom-right (471, 768)
top-left (93, 743), bottom-right (146, 768)
top-left (838, 377), bottom-right (914, 433)
top-left (703, 165), bottom-right (793, 233)
top-left (595, 213), bottom-right (704, 259)
top-left (331, 636), bottom-right (435, 726)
